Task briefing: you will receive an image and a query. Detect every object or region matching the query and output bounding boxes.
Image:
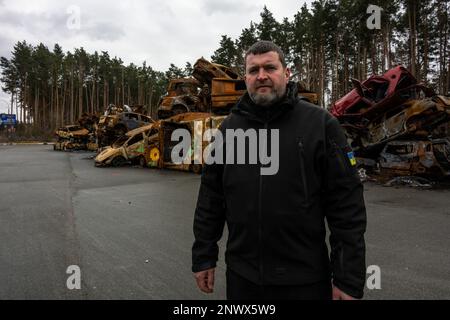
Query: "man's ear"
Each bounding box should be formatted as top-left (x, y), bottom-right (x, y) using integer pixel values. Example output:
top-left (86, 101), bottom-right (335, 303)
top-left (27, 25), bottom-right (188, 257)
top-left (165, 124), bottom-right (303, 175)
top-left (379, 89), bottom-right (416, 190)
top-left (285, 67), bottom-right (291, 83)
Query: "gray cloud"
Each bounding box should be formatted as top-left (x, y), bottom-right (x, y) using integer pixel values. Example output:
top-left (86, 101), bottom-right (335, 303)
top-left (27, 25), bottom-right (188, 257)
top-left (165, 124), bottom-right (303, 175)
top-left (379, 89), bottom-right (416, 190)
top-left (0, 0), bottom-right (313, 70)
top-left (0, 8), bottom-right (68, 37)
top-left (202, 0), bottom-right (258, 16)
top-left (0, 34), bottom-right (13, 59)
top-left (82, 22), bottom-right (125, 41)
top-left (0, 0), bottom-right (314, 113)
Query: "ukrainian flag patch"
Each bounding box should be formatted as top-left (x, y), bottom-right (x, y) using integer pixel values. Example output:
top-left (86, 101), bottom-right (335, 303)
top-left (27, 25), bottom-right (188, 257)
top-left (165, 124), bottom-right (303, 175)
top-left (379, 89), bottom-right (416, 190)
top-left (347, 151), bottom-right (357, 166)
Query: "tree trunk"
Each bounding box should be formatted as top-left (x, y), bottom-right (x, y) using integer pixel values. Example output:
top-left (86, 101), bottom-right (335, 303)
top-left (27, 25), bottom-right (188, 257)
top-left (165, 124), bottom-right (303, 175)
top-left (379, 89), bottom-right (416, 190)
top-left (122, 68), bottom-right (125, 106)
top-left (85, 85), bottom-right (89, 116)
top-left (35, 87), bottom-right (39, 129)
top-left (55, 86), bottom-right (59, 129)
top-left (128, 85), bottom-right (131, 105)
top-left (62, 79), bottom-right (66, 126)
top-left (50, 83), bottom-right (54, 129)
top-left (333, 32), bottom-right (339, 102)
top-left (409, 0), bottom-right (417, 77)
top-left (78, 66), bottom-right (83, 120)
top-left (70, 67), bottom-right (74, 123)
top-left (91, 69), bottom-right (95, 114)
top-left (96, 79), bottom-right (99, 113)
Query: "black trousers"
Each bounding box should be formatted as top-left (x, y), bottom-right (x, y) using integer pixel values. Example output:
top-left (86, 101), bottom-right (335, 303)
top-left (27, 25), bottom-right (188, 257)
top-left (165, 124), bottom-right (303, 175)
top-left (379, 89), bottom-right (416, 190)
top-left (226, 268), bottom-right (332, 300)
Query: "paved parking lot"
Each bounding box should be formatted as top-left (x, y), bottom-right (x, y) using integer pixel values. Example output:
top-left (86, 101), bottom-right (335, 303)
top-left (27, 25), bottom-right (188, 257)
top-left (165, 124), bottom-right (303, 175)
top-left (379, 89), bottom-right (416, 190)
top-left (0, 145), bottom-right (449, 299)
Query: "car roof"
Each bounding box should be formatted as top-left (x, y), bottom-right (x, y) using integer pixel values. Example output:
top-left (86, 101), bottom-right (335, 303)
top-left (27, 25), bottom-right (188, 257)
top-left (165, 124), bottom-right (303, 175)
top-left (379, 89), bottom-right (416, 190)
top-left (126, 123), bottom-right (154, 137)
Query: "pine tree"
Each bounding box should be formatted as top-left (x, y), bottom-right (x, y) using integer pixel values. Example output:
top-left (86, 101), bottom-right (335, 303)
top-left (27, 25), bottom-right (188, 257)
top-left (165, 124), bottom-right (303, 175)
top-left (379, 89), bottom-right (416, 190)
top-left (211, 35), bottom-right (238, 67)
top-left (256, 6), bottom-right (279, 42)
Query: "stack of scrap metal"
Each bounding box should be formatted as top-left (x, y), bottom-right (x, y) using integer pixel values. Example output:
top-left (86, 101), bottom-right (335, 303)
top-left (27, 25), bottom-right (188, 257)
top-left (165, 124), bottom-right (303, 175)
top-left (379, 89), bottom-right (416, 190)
top-left (54, 113), bottom-right (99, 151)
top-left (96, 104), bottom-right (154, 147)
top-left (331, 66), bottom-right (450, 180)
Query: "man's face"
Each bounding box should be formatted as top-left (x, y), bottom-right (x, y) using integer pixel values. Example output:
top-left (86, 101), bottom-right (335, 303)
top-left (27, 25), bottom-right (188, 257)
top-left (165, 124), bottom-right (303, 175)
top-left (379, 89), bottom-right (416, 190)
top-left (244, 51), bottom-right (290, 107)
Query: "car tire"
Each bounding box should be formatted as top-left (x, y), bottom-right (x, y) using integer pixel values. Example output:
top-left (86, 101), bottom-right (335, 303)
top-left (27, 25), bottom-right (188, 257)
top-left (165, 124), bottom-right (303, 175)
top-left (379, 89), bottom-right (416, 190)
top-left (111, 156), bottom-right (126, 167)
top-left (139, 156), bottom-right (146, 168)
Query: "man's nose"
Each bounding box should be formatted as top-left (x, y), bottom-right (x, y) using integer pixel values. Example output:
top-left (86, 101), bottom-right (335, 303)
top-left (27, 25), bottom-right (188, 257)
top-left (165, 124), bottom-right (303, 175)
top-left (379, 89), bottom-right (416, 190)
top-left (256, 68), bottom-right (268, 81)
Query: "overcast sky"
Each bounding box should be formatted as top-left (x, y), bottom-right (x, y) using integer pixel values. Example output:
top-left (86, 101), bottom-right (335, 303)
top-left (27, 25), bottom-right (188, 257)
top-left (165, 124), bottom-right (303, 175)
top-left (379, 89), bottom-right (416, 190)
top-left (0, 0), bottom-right (314, 113)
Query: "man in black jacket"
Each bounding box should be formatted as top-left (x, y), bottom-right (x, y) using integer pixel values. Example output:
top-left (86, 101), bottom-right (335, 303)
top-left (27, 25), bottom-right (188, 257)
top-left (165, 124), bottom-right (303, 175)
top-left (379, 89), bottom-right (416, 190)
top-left (192, 41), bottom-right (366, 300)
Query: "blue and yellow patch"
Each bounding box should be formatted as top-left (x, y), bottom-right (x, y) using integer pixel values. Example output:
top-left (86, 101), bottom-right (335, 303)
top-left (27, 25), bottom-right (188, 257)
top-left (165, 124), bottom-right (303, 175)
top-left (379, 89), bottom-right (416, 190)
top-left (347, 151), bottom-right (357, 166)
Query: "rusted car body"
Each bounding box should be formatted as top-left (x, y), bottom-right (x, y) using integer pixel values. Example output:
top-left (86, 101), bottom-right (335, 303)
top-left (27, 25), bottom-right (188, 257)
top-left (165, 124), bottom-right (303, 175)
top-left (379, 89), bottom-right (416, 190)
top-left (96, 109), bottom-right (154, 147)
top-left (210, 78), bottom-right (247, 113)
top-left (78, 113), bottom-right (99, 132)
top-left (331, 66), bottom-right (450, 152)
top-left (379, 139), bottom-right (450, 177)
top-left (331, 66), bottom-right (431, 118)
top-left (144, 112), bottom-right (226, 173)
top-left (359, 95), bottom-right (450, 148)
top-left (296, 81), bottom-right (319, 105)
top-left (158, 57), bottom-right (319, 119)
top-left (94, 124), bottom-right (155, 167)
top-left (192, 57), bottom-right (241, 84)
top-left (157, 59), bottom-right (243, 119)
top-left (54, 125), bottom-right (91, 151)
top-left (157, 78), bottom-right (204, 119)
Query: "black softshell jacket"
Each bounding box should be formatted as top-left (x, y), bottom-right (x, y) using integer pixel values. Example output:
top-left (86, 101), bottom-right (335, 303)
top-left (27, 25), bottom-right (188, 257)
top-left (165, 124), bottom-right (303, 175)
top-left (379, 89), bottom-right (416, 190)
top-left (192, 83), bottom-right (367, 298)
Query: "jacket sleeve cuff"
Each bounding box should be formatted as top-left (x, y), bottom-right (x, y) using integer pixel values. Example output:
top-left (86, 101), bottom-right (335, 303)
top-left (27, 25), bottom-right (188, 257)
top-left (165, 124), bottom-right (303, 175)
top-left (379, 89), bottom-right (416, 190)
top-left (192, 261), bottom-right (217, 273)
top-left (332, 279), bottom-right (364, 299)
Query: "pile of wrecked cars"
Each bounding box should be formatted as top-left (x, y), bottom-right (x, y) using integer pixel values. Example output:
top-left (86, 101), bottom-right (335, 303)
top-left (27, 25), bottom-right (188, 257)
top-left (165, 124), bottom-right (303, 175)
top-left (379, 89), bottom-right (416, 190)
top-left (331, 65), bottom-right (450, 180)
top-left (157, 57), bottom-right (318, 119)
top-left (95, 112), bottom-right (226, 173)
top-left (54, 113), bottom-right (99, 151)
top-left (57, 58), bottom-right (318, 175)
top-left (96, 104), bottom-right (154, 147)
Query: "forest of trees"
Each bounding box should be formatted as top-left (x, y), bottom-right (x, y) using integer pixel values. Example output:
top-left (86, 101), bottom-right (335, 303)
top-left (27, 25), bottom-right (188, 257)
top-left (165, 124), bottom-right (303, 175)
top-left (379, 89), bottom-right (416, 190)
top-left (211, 0), bottom-right (450, 106)
top-left (1, 0), bottom-right (449, 134)
top-left (0, 43), bottom-right (194, 132)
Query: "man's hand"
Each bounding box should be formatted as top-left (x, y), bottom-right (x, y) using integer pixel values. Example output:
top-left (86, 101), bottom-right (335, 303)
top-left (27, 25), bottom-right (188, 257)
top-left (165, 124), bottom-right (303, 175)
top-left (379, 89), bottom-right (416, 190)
top-left (194, 268), bottom-right (215, 293)
top-left (332, 285), bottom-right (356, 300)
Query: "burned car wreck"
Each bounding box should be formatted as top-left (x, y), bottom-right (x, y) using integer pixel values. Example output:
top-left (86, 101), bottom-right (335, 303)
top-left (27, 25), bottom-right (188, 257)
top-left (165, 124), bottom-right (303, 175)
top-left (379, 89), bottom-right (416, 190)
top-left (157, 57), bottom-right (318, 119)
top-left (96, 104), bottom-right (154, 147)
top-left (157, 58), bottom-right (245, 119)
top-left (54, 113), bottom-right (99, 151)
top-left (379, 139), bottom-right (450, 178)
top-left (331, 66), bottom-right (450, 150)
top-left (54, 125), bottom-right (91, 151)
top-left (95, 124), bottom-right (155, 167)
top-left (331, 66), bottom-right (450, 181)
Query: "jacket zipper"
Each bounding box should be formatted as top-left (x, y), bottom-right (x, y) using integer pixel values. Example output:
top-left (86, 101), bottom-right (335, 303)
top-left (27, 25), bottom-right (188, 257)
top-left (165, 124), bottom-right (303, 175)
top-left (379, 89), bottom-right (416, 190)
top-left (297, 139), bottom-right (309, 204)
top-left (258, 123), bottom-right (267, 285)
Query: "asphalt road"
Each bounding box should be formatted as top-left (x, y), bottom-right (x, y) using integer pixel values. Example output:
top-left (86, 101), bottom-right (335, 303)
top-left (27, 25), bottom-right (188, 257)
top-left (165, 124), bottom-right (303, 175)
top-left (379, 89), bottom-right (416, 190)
top-left (0, 144), bottom-right (449, 299)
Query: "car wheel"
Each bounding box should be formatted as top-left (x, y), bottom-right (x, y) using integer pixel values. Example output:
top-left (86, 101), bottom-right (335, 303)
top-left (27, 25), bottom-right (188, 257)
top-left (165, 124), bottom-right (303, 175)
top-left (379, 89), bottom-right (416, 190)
top-left (139, 156), bottom-right (146, 168)
top-left (111, 156), bottom-right (126, 167)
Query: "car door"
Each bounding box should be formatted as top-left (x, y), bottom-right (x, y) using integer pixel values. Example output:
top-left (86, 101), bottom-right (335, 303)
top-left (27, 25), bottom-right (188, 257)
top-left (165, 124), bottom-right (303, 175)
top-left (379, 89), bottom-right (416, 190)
top-left (124, 133), bottom-right (144, 160)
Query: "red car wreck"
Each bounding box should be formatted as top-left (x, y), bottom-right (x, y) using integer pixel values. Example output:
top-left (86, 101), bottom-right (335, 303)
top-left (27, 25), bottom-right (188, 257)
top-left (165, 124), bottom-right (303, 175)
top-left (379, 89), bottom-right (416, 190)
top-left (331, 66), bottom-right (450, 152)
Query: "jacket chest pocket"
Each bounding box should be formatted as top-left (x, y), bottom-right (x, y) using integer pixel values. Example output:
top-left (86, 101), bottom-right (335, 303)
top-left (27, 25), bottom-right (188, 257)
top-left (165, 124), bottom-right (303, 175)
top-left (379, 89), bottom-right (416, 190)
top-left (296, 137), bottom-right (310, 206)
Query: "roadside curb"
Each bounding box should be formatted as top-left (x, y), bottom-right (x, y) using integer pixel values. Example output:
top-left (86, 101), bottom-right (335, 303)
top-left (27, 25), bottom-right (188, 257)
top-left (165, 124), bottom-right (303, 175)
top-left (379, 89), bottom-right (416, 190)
top-left (1, 142), bottom-right (54, 146)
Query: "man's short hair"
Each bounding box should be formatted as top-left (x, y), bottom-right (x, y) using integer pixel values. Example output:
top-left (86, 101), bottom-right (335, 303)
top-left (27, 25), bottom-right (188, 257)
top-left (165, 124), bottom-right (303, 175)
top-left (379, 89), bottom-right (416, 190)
top-left (244, 41), bottom-right (287, 68)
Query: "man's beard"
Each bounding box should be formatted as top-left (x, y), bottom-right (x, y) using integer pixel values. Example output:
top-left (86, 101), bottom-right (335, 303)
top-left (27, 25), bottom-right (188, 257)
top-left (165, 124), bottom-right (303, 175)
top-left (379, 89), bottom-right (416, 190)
top-left (249, 86), bottom-right (285, 107)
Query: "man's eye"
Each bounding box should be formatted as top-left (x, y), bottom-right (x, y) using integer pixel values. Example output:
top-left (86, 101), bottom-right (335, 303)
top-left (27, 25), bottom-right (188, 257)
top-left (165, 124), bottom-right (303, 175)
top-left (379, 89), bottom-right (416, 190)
top-left (248, 69), bottom-right (258, 74)
top-left (265, 66), bottom-right (276, 71)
